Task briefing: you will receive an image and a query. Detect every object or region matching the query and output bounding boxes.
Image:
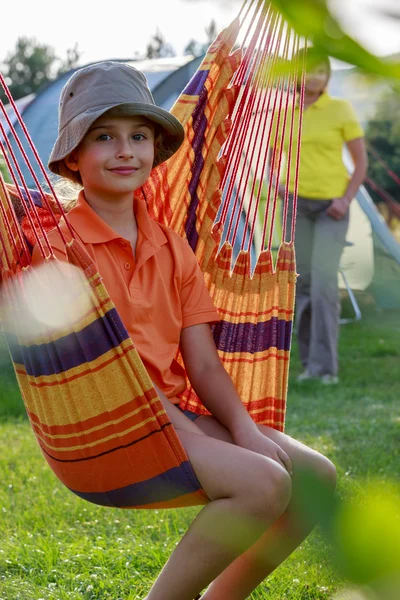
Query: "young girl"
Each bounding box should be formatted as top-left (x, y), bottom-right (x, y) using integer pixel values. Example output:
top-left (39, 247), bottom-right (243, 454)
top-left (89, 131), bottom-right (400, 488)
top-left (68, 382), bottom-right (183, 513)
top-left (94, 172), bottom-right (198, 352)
top-left (33, 60), bottom-right (337, 600)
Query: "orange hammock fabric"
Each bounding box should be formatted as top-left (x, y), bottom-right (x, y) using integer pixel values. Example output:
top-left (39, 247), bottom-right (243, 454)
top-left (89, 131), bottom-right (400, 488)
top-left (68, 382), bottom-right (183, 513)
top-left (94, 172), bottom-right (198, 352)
top-left (0, 2), bottom-right (303, 509)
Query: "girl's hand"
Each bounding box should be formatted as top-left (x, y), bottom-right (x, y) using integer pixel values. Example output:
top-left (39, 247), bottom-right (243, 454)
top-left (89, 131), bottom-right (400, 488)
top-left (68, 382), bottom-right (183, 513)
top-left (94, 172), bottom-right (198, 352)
top-left (233, 429), bottom-right (293, 475)
top-left (326, 196), bottom-right (351, 220)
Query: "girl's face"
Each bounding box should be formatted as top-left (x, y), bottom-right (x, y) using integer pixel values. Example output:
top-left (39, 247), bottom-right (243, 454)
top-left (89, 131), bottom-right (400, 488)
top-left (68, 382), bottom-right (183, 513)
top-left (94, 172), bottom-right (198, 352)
top-left (304, 63), bottom-right (330, 95)
top-left (65, 114), bottom-right (155, 197)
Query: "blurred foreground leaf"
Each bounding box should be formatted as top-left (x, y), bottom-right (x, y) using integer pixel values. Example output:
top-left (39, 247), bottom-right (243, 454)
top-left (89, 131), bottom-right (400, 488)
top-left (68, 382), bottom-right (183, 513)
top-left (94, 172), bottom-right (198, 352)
top-left (333, 483), bottom-right (400, 586)
top-left (270, 0), bottom-right (400, 79)
top-left (295, 470), bottom-right (400, 597)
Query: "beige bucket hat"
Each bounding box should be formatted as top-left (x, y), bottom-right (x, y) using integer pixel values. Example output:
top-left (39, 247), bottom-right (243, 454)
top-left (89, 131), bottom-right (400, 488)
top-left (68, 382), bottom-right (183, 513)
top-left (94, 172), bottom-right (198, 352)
top-left (48, 60), bottom-right (185, 174)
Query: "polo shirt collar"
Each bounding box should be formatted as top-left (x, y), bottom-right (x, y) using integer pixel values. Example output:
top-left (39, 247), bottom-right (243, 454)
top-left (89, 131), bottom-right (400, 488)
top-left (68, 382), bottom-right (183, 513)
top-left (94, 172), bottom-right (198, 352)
top-left (296, 91), bottom-right (331, 110)
top-left (67, 190), bottom-right (167, 248)
top-left (309, 91), bottom-right (331, 109)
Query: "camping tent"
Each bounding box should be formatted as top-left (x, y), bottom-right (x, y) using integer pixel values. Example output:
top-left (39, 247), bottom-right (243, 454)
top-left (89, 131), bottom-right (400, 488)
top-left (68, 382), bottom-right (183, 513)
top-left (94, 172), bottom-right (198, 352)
top-left (340, 152), bottom-right (400, 310)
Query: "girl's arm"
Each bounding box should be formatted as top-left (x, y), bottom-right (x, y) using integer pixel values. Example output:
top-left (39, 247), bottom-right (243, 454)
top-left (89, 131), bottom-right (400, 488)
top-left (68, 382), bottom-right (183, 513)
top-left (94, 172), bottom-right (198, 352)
top-left (181, 324), bottom-right (256, 437)
top-left (180, 323), bottom-right (292, 473)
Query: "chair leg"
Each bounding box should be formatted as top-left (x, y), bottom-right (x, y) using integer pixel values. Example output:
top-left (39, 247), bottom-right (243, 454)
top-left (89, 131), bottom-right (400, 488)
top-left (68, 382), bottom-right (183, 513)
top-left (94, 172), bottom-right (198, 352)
top-left (339, 268), bottom-right (362, 324)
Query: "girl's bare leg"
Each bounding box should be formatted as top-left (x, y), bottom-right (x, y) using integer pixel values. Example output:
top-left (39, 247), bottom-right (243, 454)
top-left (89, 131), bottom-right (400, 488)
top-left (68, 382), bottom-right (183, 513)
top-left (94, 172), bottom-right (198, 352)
top-left (145, 429), bottom-right (292, 600)
top-left (194, 417), bottom-right (337, 600)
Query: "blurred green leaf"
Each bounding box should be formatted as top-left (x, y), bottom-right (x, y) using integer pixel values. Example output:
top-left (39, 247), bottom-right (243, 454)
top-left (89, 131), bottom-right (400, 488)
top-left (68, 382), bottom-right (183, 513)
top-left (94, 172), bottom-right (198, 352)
top-left (293, 469), bottom-right (400, 594)
top-left (332, 482), bottom-right (400, 585)
top-left (270, 0), bottom-right (400, 79)
top-left (0, 155), bottom-right (11, 184)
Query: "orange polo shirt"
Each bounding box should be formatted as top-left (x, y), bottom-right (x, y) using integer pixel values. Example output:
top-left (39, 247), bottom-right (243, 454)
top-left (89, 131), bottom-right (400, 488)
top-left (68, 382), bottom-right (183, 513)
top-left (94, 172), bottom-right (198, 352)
top-left (31, 192), bottom-right (219, 402)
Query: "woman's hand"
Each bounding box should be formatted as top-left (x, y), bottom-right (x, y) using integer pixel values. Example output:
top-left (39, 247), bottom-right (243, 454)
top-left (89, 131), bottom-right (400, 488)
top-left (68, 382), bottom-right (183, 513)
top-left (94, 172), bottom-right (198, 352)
top-left (326, 196), bottom-right (351, 220)
top-left (270, 170), bottom-right (285, 200)
top-left (233, 428), bottom-right (293, 475)
top-left (277, 183), bottom-right (286, 200)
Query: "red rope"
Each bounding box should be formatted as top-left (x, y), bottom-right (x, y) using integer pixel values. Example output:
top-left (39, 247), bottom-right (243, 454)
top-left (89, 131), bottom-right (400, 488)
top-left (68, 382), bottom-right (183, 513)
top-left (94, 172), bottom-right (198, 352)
top-left (367, 143), bottom-right (400, 187)
top-left (221, 7), bottom-right (282, 237)
top-left (238, 0), bottom-right (258, 33)
top-left (0, 77), bottom-right (74, 243)
top-left (0, 123), bottom-right (51, 258)
top-left (281, 35), bottom-right (301, 244)
top-left (290, 49), bottom-right (307, 243)
top-left (221, 3), bottom-right (267, 179)
top-left (229, 8), bottom-right (279, 247)
top-left (245, 19), bottom-right (289, 251)
top-left (219, 10), bottom-right (271, 228)
top-left (237, 12), bottom-right (283, 250)
top-left (267, 31), bottom-right (296, 251)
top-left (233, 0), bottom-right (265, 87)
top-left (0, 177), bottom-right (18, 270)
top-left (260, 27), bottom-right (291, 249)
top-left (0, 142), bottom-right (32, 262)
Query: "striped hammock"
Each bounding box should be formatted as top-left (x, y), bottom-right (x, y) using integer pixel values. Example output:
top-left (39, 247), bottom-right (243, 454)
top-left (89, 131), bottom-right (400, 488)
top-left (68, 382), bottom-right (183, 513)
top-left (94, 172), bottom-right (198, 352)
top-left (0, 1), bottom-right (304, 509)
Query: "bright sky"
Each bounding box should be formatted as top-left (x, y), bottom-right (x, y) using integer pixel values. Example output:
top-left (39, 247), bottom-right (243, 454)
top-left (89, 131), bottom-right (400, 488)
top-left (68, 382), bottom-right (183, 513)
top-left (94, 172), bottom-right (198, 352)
top-left (1, 0), bottom-right (399, 66)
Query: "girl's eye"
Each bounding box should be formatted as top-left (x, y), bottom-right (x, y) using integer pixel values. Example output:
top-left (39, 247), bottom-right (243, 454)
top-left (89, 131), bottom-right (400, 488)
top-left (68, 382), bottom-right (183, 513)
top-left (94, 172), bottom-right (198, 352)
top-left (97, 133), bottom-right (112, 141)
top-left (132, 133), bottom-right (146, 141)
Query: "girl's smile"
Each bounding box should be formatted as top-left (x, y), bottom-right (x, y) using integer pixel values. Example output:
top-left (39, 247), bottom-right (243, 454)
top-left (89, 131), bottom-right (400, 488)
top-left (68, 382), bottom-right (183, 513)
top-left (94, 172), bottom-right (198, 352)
top-left (108, 167), bottom-right (139, 176)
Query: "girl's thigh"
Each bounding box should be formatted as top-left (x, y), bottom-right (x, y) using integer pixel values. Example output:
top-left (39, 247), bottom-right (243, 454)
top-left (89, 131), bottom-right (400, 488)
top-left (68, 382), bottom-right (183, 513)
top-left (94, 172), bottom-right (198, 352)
top-left (175, 428), bottom-right (288, 503)
top-left (193, 416), bottom-right (336, 483)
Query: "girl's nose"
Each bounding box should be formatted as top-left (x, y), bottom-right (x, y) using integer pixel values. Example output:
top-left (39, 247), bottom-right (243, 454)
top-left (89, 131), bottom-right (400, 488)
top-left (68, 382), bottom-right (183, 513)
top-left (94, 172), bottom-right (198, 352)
top-left (116, 139), bottom-right (134, 159)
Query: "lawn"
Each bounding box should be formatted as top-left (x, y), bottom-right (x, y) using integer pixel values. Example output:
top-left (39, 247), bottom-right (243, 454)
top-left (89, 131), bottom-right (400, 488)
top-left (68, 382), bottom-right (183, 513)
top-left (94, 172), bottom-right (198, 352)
top-left (0, 307), bottom-right (399, 599)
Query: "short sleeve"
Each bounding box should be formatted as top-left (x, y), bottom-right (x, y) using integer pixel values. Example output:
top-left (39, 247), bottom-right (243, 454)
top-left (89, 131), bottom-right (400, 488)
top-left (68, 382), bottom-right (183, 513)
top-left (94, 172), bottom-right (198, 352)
top-left (341, 100), bottom-right (364, 142)
top-left (179, 241), bottom-right (220, 329)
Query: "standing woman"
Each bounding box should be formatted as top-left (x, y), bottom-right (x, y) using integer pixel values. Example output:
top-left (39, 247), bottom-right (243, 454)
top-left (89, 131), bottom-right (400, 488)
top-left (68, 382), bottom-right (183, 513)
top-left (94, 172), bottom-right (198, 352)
top-left (270, 48), bottom-right (368, 384)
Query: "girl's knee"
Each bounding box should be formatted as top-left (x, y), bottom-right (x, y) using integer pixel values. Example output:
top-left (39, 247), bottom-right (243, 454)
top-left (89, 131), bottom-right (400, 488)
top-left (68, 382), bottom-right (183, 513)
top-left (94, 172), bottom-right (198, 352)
top-left (267, 463), bottom-right (293, 512)
top-left (244, 462), bottom-right (292, 521)
top-left (321, 458), bottom-right (337, 491)
top-left (303, 454), bottom-right (337, 493)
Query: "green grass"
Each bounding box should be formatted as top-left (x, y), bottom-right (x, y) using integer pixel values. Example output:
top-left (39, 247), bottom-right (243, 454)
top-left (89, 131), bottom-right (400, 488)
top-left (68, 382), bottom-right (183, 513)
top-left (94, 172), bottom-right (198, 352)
top-left (0, 307), bottom-right (399, 599)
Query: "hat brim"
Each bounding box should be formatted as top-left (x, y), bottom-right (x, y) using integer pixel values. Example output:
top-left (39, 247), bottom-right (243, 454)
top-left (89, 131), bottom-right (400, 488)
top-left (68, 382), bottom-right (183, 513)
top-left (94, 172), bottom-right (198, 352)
top-left (48, 102), bottom-right (185, 174)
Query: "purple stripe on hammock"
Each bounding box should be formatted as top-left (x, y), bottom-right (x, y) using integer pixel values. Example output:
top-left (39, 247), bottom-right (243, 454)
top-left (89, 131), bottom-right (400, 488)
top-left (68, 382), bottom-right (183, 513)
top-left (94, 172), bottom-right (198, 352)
top-left (183, 68), bottom-right (209, 97)
top-left (69, 461), bottom-right (203, 508)
top-left (6, 307), bottom-right (130, 377)
top-left (212, 317), bottom-right (293, 353)
top-left (10, 185), bottom-right (44, 208)
top-left (185, 86), bottom-right (209, 250)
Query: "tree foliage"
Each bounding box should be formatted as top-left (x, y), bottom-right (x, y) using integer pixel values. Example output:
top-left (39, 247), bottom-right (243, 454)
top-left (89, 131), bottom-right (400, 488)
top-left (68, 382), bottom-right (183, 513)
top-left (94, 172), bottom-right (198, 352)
top-left (184, 19), bottom-right (218, 57)
top-left (0, 154), bottom-right (10, 183)
top-left (146, 30), bottom-right (176, 59)
top-left (365, 83), bottom-right (400, 204)
top-left (1, 37), bottom-right (81, 103)
top-left (57, 43), bottom-right (81, 78)
top-left (204, 19), bottom-right (218, 45)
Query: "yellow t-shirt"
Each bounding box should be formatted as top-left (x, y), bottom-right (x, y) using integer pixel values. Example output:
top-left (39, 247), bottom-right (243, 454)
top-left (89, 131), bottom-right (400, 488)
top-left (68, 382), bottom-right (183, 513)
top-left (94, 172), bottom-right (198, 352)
top-left (270, 93), bottom-right (364, 199)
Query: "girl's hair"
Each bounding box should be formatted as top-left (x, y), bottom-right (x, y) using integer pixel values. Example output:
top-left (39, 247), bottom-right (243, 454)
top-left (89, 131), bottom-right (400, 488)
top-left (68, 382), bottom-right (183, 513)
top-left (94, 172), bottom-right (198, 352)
top-left (295, 47), bottom-right (331, 92)
top-left (54, 106), bottom-right (174, 210)
top-left (52, 174), bottom-right (82, 212)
